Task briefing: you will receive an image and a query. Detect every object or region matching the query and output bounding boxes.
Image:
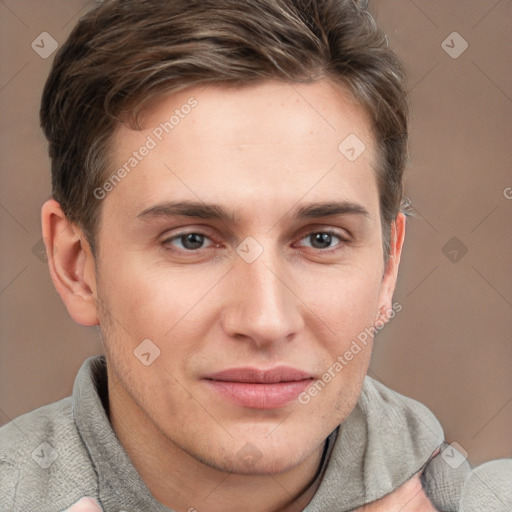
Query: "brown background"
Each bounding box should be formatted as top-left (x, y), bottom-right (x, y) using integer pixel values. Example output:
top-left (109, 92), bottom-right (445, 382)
top-left (0, 0), bottom-right (510, 466)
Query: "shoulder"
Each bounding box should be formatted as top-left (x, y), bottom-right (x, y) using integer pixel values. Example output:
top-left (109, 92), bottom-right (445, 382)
top-left (0, 397), bottom-right (98, 511)
top-left (424, 447), bottom-right (512, 511)
top-left (0, 397), bottom-right (75, 474)
top-left (358, 376), bottom-right (445, 460)
top-left (360, 376), bottom-right (443, 428)
top-left (0, 396), bottom-right (72, 451)
top-left (353, 380), bottom-right (512, 509)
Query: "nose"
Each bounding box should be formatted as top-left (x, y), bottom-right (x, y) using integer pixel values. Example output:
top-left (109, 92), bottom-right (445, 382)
top-left (220, 248), bottom-right (305, 348)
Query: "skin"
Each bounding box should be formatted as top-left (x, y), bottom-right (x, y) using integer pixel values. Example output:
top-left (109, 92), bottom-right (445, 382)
top-left (43, 80), bottom-right (409, 512)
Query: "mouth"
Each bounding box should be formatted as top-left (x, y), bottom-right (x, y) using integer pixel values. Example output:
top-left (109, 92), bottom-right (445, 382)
top-left (203, 367), bottom-right (314, 409)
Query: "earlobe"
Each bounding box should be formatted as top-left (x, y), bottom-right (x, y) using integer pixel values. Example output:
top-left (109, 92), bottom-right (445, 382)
top-left (41, 199), bottom-right (99, 326)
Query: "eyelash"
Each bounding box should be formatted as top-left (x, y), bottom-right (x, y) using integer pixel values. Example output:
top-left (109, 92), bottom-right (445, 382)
top-left (162, 229), bottom-right (348, 256)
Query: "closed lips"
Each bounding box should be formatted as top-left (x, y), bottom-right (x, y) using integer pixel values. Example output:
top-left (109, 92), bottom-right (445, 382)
top-left (204, 367), bottom-right (314, 409)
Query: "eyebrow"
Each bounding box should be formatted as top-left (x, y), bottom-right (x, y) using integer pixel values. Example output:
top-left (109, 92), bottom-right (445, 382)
top-left (137, 201), bottom-right (236, 223)
top-left (295, 202), bottom-right (370, 220)
top-left (137, 200), bottom-right (370, 223)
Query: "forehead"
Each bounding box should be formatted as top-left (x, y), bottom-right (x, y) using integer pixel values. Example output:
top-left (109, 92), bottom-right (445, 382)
top-left (105, 80), bottom-right (379, 223)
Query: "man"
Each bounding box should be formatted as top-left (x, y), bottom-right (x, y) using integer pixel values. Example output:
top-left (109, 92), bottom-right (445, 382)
top-left (0, 0), bottom-right (510, 511)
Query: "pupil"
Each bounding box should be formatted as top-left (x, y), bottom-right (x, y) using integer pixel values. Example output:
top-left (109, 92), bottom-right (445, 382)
top-left (183, 233), bottom-right (204, 250)
top-left (311, 233), bottom-right (331, 249)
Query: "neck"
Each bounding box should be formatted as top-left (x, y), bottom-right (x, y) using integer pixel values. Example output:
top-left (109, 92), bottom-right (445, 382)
top-left (108, 374), bottom-right (327, 512)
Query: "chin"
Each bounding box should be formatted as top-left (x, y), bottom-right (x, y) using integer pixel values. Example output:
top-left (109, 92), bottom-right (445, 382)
top-left (224, 450), bottom-right (307, 476)
top-left (187, 431), bottom-right (316, 476)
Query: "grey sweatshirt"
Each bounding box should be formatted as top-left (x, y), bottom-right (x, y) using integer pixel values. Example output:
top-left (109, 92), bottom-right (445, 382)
top-left (1, 356), bottom-right (510, 511)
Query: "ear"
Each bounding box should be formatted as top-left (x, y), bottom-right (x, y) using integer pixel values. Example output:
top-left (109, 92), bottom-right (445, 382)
top-left (375, 212), bottom-right (406, 323)
top-left (41, 199), bottom-right (99, 326)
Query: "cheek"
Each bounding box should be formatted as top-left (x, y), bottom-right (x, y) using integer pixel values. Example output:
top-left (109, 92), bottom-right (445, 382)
top-left (301, 262), bottom-right (383, 333)
top-left (297, 270), bottom-right (381, 423)
top-left (298, 263), bottom-right (383, 395)
top-left (97, 253), bottom-right (217, 334)
top-left (95, 254), bottom-right (230, 391)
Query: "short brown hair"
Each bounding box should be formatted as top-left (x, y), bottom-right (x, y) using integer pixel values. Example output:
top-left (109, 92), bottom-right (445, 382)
top-left (40, 0), bottom-right (408, 256)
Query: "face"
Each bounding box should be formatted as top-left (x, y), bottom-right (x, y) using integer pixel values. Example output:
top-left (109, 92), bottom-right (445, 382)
top-left (90, 80), bottom-right (401, 475)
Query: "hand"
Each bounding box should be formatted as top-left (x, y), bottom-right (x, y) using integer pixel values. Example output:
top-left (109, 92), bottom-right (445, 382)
top-left (63, 497), bottom-right (103, 512)
top-left (355, 472), bottom-right (438, 512)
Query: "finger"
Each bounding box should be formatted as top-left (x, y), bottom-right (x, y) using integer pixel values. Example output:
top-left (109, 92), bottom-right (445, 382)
top-left (63, 496), bottom-right (103, 512)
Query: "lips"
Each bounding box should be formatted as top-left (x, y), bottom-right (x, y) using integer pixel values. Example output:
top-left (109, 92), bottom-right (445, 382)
top-left (204, 366), bottom-right (314, 409)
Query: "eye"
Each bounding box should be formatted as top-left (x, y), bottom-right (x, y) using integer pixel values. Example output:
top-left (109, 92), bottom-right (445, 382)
top-left (295, 231), bottom-right (345, 251)
top-left (164, 232), bottom-right (215, 252)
